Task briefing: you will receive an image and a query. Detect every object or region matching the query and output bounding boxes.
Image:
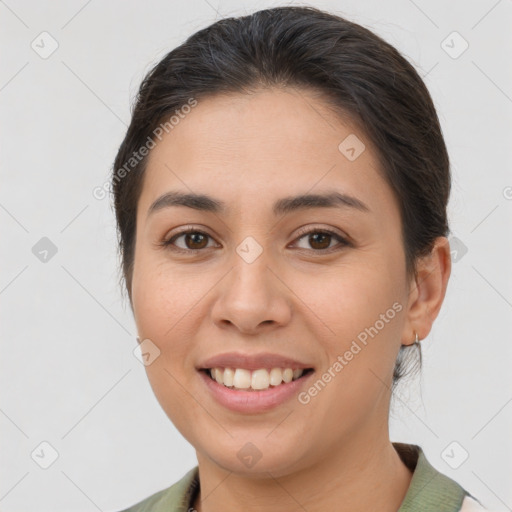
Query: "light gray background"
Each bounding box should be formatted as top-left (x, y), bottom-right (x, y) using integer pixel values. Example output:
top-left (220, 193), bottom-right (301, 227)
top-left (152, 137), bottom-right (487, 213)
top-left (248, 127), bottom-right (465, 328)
top-left (1, 1), bottom-right (511, 511)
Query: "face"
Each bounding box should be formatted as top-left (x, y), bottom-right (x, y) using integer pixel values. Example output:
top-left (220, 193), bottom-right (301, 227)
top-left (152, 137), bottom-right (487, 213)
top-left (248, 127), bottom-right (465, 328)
top-left (131, 88), bottom-right (413, 476)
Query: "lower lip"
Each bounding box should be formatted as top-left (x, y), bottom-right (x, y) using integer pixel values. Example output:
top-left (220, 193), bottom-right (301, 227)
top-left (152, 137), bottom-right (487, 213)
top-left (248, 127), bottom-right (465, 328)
top-left (198, 370), bottom-right (314, 413)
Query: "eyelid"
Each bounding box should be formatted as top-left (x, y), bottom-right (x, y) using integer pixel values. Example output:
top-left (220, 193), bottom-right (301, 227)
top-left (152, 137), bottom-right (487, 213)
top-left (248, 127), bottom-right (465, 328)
top-left (292, 224), bottom-right (350, 243)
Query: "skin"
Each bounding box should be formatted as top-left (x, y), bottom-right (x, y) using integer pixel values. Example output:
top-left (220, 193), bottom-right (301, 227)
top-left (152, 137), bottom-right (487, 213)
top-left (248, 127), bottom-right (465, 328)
top-left (130, 87), bottom-right (451, 512)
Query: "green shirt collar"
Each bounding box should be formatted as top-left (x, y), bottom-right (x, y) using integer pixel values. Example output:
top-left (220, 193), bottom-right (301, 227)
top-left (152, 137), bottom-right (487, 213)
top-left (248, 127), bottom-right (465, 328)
top-left (393, 442), bottom-right (469, 511)
top-left (120, 443), bottom-right (470, 512)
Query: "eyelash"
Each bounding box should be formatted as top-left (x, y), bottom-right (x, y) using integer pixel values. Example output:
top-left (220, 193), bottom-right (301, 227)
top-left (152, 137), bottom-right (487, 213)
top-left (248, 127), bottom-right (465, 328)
top-left (159, 225), bottom-right (351, 255)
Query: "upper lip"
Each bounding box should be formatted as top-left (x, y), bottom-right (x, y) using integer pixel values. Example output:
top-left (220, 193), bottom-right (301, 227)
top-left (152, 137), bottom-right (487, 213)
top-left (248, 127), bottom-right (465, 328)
top-left (197, 352), bottom-right (314, 371)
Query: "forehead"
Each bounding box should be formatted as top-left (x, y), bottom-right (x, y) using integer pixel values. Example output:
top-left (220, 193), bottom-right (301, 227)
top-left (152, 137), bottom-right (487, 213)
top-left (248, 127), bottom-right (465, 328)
top-left (138, 87), bottom-right (394, 221)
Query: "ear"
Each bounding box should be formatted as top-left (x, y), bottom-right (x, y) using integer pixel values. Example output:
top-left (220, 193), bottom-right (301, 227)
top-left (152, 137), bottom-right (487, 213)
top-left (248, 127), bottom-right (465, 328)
top-left (401, 236), bottom-right (451, 346)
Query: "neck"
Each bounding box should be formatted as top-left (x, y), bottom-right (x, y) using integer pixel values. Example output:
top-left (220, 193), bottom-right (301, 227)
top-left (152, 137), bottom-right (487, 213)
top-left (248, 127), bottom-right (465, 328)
top-left (192, 434), bottom-right (413, 512)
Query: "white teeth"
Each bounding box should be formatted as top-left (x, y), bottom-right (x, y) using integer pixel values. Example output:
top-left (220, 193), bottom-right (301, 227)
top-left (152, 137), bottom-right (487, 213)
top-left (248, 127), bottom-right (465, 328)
top-left (269, 368), bottom-right (283, 386)
top-left (233, 368), bottom-right (251, 389)
top-left (282, 368), bottom-right (293, 383)
top-left (213, 368), bottom-right (223, 384)
top-left (292, 368), bottom-right (303, 380)
top-left (223, 367), bottom-right (234, 387)
top-left (251, 369), bottom-right (270, 390)
top-left (207, 367), bottom-right (306, 391)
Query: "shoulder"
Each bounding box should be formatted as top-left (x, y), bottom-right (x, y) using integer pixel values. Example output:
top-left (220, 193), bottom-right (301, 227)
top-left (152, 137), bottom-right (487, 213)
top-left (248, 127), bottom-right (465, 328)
top-left (116, 487), bottom-right (170, 512)
top-left (393, 443), bottom-right (488, 512)
top-left (115, 466), bottom-right (199, 512)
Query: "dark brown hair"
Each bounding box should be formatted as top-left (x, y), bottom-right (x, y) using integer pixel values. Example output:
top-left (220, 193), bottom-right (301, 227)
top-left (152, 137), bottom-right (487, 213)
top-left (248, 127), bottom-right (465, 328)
top-left (111, 6), bottom-right (450, 386)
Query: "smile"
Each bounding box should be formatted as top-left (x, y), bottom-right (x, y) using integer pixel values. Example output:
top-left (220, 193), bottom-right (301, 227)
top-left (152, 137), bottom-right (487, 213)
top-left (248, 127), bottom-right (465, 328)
top-left (206, 367), bottom-right (314, 391)
top-left (198, 366), bottom-right (315, 413)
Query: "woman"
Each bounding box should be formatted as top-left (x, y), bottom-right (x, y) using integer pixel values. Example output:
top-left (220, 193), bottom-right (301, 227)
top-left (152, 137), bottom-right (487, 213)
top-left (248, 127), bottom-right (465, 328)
top-left (113, 6), bottom-right (489, 511)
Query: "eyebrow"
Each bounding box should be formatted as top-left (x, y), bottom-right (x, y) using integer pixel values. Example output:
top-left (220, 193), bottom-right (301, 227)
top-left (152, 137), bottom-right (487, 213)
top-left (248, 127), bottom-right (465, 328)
top-left (147, 190), bottom-right (370, 218)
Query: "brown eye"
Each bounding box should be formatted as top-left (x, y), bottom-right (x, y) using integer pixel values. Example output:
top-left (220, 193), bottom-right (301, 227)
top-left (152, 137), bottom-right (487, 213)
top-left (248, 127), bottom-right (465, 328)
top-left (162, 229), bottom-right (215, 252)
top-left (182, 232), bottom-right (209, 250)
top-left (292, 228), bottom-right (350, 253)
top-left (307, 232), bottom-right (332, 250)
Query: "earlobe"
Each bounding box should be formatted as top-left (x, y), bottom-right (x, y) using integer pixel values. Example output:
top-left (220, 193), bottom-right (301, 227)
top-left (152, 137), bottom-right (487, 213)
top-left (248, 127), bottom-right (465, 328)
top-left (401, 236), bottom-right (452, 346)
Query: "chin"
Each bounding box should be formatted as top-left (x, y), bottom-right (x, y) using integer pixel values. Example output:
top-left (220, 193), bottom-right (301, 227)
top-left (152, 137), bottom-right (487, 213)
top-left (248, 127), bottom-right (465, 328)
top-left (196, 434), bottom-right (311, 478)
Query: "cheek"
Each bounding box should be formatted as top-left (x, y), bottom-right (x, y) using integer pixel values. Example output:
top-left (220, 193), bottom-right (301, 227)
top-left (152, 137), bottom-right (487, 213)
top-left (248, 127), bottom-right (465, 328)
top-left (295, 259), bottom-right (405, 401)
top-left (294, 267), bottom-right (404, 423)
top-left (300, 262), bottom-right (403, 341)
top-left (131, 262), bottom-right (202, 431)
top-left (132, 248), bottom-right (191, 330)
top-left (131, 257), bottom-right (216, 381)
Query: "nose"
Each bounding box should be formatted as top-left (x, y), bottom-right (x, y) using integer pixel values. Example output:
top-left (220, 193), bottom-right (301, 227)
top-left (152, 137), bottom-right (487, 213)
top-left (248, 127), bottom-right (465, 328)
top-left (210, 250), bottom-right (292, 334)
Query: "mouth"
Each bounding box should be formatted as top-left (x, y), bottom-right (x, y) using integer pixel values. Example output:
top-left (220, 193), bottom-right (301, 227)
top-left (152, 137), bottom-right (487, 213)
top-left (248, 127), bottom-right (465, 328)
top-left (200, 367), bottom-right (315, 392)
